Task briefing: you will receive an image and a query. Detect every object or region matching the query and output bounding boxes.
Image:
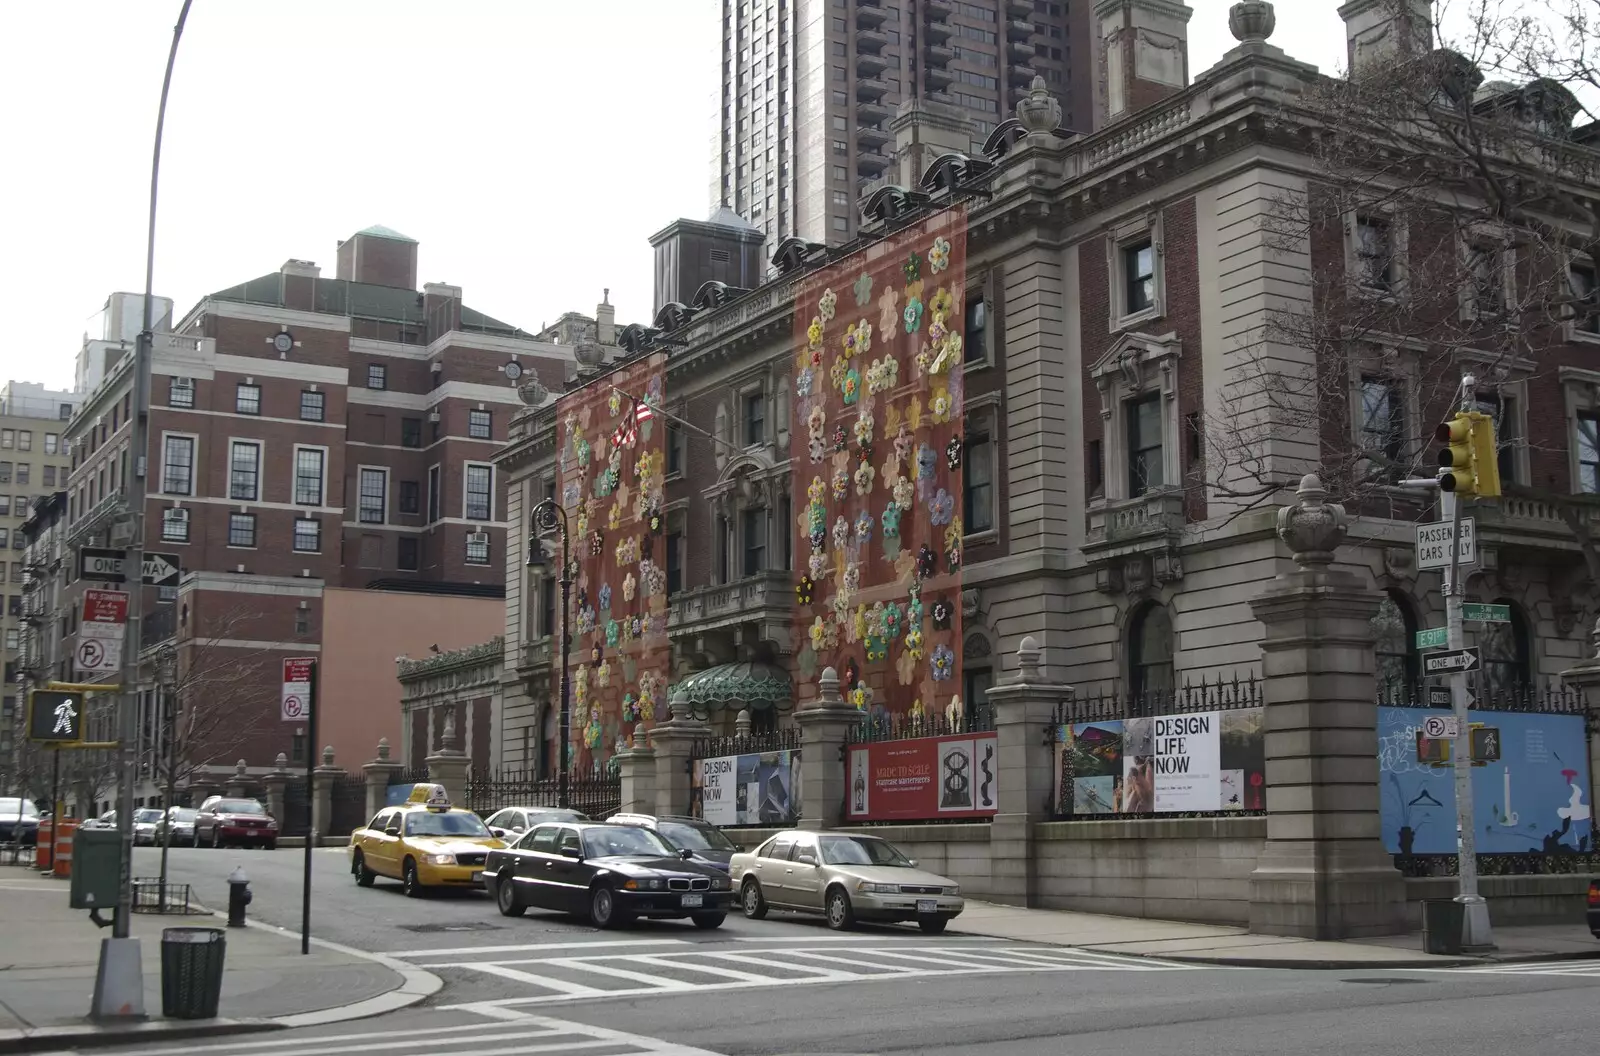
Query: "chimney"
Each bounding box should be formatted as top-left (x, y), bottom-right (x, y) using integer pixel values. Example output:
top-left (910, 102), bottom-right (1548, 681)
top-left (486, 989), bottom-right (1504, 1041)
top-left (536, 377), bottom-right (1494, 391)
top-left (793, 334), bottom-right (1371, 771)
top-left (1096, 0), bottom-right (1194, 125)
top-left (279, 259), bottom-right (320, 311)
top-left (1338, 0), bottom-right (1431, 76)
top-left (888, 97), bottom-right (975, 191)
top-left (596, 289), bottom-right (616, 347)
top-left (334, 225), bottom-right (419, 289)
top-left (423, 282), bottom-right (462, 341)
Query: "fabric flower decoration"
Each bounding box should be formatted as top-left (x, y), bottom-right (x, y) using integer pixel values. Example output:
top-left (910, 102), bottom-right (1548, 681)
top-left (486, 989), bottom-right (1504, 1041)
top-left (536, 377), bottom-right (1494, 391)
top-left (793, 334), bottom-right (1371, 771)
top-left (843, 561), bottom-right (862, 594)
top-left (809, 616), bottom-right (828, 650)
top-left (866, 356), bottom-right (898, 394)
top-left (608, 390), bottom-right (623, 416)
top-left (865, 635), bottom-right (888, 662)
top-left (947, 435), bottom-right (963, 471)
top-left (648, 507), bottom-right (664, 534)
top-left (878, 287), bottom-right (901, 334)
top-left (808, 475), bottom-right (828, 504)
top-left (605, 619), bottom-right (621, 647)
top-left (893, 477), bottom-right (915, 511)
top-left (903, 297), bottom-right (924, 334)
top-left (841, 368), bottom-right (861, 405)
top-left (645, 561), bottom-right (666, 597)
top-left (832, 424), bottom-right (848, 452)
top-left (894, 424), bottom-right (914, 464)
top-left (563, 480), bottom-right (582, 508)
top-left (931, 644), bottom-right (955, 681)
top-left (907, 593), bottom-right (925, 628)
top-left (576, 437), bottom-right (593, 467)
top-left (808, 406), bottom-right (828, 440)
top-left (819, 288), bottom-right (838, 321)
top-left (853, 272), bottom-right (874, 307)
top-left (590, 530), bottom-right (605, 557)
top-left (809, 551), bottom-right (828, 578)
top-left (832, 515), bottom-right (851, 550)
top-left (577, 606), bottom-right (596, 636)
top-left (930, 489), bottom-right (954, 526)
top-left (917, 544), bottom-right (937, 578)
top-left (882, 503), bottom-right (902, 538)
top-left (930, 386), bottom-right (954, 423)
top-left (930, 287), bottom-right (953, 318)
top-left (843, 656), bottom-right (861, 690)
top-left (932, 597), bottom-right (953, 630)
top-left (945, 518), bottom-right (963, 553)
top-left (622, 573), bottom-right (637, 603)
top-left (929, 236), bottom-right (951, 274)
top-left (808, 318), bottom-right (824, 350)
top-left (844, 320), bottom-right (873, 357)
top-left (851, 685), bottom-right (872, 709)
top-left (904, 252), bottom-right (923, 282)
top-left (810, 527), bottom-right (826, 551)
top-left (853, 413), bottom-right (874, 447)
top-left (916, 443), bottom-right (937, 482)
top-left (597, 660), bottom-right (612, 688)
top-left (854, 460), bottom-right (876, 496)
top-left (598, 583), bottom-right (613, 611)
top-left (797, 576), bottom-right (814, 605)
top-left (850, 606), bottom-right (867, 644)
top-left (885, 602), bottom-right (903, 639)
top-left (809, 437), bottom-right (826, 463)
top-left (796, 368), bottom-right (815, 398)
top-left (855, 511), bottom-right (874, 545)
top-left (832, 468), bottom-right (850, 501)
top-left (928, 316), bottom-right (948, 347)
top-left (904, 628), bottom-right (926, 659)
top-left (947, 545), bottom-right (962, 572)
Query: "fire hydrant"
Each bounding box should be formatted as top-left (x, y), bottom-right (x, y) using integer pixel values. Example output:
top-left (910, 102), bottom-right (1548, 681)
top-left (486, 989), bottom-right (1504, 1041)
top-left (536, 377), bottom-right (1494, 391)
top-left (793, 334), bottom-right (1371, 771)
top-left (227, 866), bottom-right (252, 928)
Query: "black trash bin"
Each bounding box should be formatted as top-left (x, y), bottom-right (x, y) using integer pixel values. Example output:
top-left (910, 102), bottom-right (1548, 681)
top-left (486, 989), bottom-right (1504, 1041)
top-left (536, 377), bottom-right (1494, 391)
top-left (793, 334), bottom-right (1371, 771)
top-left (1422, 899), bottom-right (1465, 956)
top-left (160, 926), bottom-right (227, 1019)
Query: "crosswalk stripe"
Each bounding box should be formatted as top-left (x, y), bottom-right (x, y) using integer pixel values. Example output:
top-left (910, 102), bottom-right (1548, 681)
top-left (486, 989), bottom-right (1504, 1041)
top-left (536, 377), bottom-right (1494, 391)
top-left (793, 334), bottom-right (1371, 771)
top-left (861, 948), bottom-right (1025, 971)
top-left (730, 934), bottom-right (993, 943)
top-left (539, 956), bottom-right (699, 992)
top-left (389, 938), bottom-right (689, 959)
top-left (631, 953), bottom-right (779, 983)
top-left (453, 962), bottom-right (611, 996)
top-left (784, 949), bottom-right (921, 973)
top-left (696, 949), bottom-right (863, 980)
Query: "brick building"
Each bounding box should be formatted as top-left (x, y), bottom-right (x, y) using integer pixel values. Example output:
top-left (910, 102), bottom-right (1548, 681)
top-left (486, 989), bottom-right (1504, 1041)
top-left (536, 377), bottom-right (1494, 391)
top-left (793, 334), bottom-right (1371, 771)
top-left (60, 226), bottom-right (587, 787)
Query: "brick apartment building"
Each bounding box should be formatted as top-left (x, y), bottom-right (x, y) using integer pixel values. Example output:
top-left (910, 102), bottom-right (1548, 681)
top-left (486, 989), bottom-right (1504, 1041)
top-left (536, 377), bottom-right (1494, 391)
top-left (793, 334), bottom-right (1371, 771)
top-left (495, 0), bottom-right (1600, 772)
top-left (59, 226), bottom-right (583, 786)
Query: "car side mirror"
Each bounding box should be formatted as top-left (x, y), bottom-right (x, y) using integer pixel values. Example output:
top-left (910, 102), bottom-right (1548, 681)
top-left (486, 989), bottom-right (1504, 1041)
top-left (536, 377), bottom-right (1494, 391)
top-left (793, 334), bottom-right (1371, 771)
top-left (384, 826), bottom-right (401, 837)
top-left (560, 847), bottom-right (583, 860)
top-left (511, 825), bottom-right (526, 833)
top-left (908, 859), bottom-right (918, 868)
top-left (797, 853), bottom-right (818, 866)
top-left (680, 848), bottom-right (695, 860)
top-left (490, 827), bottom-right (507, 838)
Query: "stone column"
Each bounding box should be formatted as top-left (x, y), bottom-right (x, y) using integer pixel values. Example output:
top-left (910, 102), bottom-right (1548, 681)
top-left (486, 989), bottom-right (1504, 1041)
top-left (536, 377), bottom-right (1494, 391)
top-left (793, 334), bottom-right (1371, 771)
top-left (426, 713), bottom-right (471, 807)
top-left (615, 729), bottom-right (658, 815)
top-left (1558, 620), bottom-right (1600, 805)
top-left (262, 753), bottom-right (292, 824)
top-left (362, 737), bottom-right (404, 822)
top-left (1248, 474), bottom-right (1407, 939)
top-left (311, 746), bottom-right (344, 845)
top-left (225, 759), bottom-right (251, 799)
top-left (983, 636), bottom-right (1072, 907)
top-left (650, 691), bottom-right (710, 818)
top-left (795, 668), bottom-right (860, 831)
top-left (735, 708), bottom-right (752, 737)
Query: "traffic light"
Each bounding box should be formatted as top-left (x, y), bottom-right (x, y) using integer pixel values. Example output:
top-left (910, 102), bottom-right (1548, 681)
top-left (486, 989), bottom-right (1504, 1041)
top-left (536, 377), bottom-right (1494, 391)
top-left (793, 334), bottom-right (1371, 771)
top-left (1415, 731), bottom-right (1451, 765)
top-left (1435, 411), bottom-right (1502, 498)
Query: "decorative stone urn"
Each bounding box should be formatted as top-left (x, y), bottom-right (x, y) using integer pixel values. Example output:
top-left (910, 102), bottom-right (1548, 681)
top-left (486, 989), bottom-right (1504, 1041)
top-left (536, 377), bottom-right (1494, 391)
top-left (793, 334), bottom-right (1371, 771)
top-left (1015, 75), bottom-right (1062, 134)
top-left (1228, 0), bottom-right (1276, 44)
top-left (1276, 473), bottom-right (1349, 568)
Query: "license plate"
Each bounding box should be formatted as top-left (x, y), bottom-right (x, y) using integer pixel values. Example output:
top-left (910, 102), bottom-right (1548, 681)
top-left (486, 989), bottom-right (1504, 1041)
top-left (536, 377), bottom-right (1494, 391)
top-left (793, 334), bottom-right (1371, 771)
top-left (917, 899), bottom-right (938, 914)
top-left (471, 871), bottom-right (483, 882)
top-left (681, 893), bottom-right (704, 908)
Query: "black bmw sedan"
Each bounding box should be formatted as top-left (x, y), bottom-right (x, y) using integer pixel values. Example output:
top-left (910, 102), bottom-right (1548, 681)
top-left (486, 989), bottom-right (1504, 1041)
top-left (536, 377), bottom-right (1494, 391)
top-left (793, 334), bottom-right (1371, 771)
top-left (483, 821), bottom-right (736, 929)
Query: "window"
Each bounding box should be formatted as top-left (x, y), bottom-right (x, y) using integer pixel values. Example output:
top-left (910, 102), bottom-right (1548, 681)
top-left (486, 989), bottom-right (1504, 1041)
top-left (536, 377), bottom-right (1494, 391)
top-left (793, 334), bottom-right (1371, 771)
top-left (666, 532), bottom-right (682, 595)
top-left (832, 165), bottom-right (847, 180)
top-left (0, 431), bottom-right (12, 449)
top-left (300, 390), bottom-right (325, 422)
top-left (464, 464), bottom-right (493, 521)
top-left (161, 508), bottom-right (189, 543)
top-left (18, 432), bottom-right (30, 453)
top-left (965, 666), bottom-right (994, 727)
top-left (964, 433), bottom-right (994, 534)
top-left (295, 608), bottom-right (311, 635)
top-left (44, 434), bottom-right (58, 455)
top-left (367, 364), bottom-right (387, 390)
top-left (539, 573), bottom-right (555, 635)
top-left (1124, 239), bottom-right (1155, 315)
top-left (742, 507), bottom-right (767, 575)
top-left (401, 418), bottom-right (422, 448)
top-left (427, 465), bottom-right (441, 522)
top-left (9, 497), bottom-right (22, 518)
top-left (358, 468), bottom-right (387, 524)
top-left (1359, 377), bottom-right (1405, 483)
top-left (1128, 602), bottom-right (1174, 704)
top-left (293, 448), bottom-right (325, 506)
top-left (398, 537), bottom-right (420, 571)
top-left (468, 410), bottom-right (492, 440)
top-left (1354, 217), bottom-right (1393, 290)
top-left (161, 436), bottom-right (194, 495)
top-left (13, 465), bottom-right (26, 487)
top-left (398, 480), bottom-right (420, 514)
top-left (667, 423), bottom-right (684, 476)
top-left (227, 513), bottom-right (257, 548)
top-left (1126, 393), bottom-right (1164, 496)
top-left (744, 392), bottom-right (766, 445)
top-left (42, 467), bottom-right (53, 487)
top-left (832, 216), bottom-right (848, 232)
top-left (964, 294), bottom-right (988, 363)
top-left (0, 463), bottom-right (9, 485)
top-left (292, 518), bottom-right (321, 553)
top-left (4, 630), bottom-right (16, 651)
top-left (168, 379), bottom-right (194, 409)
top-left (466, 532), bottom-right (491, 565)
top-left (6, 563), bottom-right (16, 584)
top-left (1578, 413), bottom-right (1600, 493)
top-left (235, 384), bottom-right (261, 415)
top-left (228, 441), bottom-right (261, 501)
top-left (1571, 262), bottom-right (1600, 334)
top-left (1479, 600), bottom-right (1530, 693)
top-left (1372, 592), bottom-right (1417, 697)
top-left (1088, 439), bottom-right (1104, 498)
top-left (1467, 244), bottom-right (1504, 314)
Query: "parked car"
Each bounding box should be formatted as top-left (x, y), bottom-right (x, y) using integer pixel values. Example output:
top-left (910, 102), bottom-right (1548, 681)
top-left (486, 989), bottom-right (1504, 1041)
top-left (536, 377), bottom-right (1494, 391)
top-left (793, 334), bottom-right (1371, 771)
top-left (483, 821), bottom-right (735, 929)
top-left (1588, 879), bottom-right (1600, 938)
top-left (730, 830), bottom-right (964, 933)
top-left (0, 798), bottom-right (39, 845)
top-left (81, 809), bottom-right (117, 831)
top-left (605, 812), bottom-right (738, 872)
top-left (193, 796), bottom-right (278, 849)
top-left (159, 807), bottom-right (198, 845)
top-left (483, 806), bottom-right (588, 840)
top-left (348, 783), bottom-right (505, 897)
top-left (132, 808), bottom-right (165, 846)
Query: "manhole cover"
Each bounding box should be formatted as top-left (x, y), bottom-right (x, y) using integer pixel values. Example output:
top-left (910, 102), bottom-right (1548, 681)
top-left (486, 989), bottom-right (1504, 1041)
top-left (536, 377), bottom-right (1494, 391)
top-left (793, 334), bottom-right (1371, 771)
top-left (398, 921), bottom-right (504, 933)
top-left (1341, 977), bottom-right (1429, 985)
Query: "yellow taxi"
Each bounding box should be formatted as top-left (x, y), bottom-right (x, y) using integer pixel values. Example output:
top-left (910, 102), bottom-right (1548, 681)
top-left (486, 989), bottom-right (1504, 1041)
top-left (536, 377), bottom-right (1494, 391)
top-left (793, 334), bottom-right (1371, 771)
top-left (347, 783), bottom-right (506, 897)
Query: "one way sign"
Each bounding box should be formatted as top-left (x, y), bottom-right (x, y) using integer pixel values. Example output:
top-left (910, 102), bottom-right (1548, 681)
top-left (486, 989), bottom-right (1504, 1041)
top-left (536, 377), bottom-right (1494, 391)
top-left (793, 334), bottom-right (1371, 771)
top-left (1423, 647), bottom-right (1480, 675)
top-left (78, 547), bottom-right (182, 587)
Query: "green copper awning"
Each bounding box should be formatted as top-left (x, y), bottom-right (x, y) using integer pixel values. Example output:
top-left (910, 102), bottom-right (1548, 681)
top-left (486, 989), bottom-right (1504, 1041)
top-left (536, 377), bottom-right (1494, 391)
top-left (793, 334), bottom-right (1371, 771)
top-left (672, 662), bottom-right (794, 714)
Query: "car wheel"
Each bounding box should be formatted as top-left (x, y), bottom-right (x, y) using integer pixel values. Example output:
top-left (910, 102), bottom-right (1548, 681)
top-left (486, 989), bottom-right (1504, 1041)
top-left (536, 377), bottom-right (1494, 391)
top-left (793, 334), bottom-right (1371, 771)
top-left (691, 912), bottom-right (726, 930)
top-left (264, 839), bottom-right (277, 852)
top-left (403, 858), bottom-right (424, 898)
top-left (352, 851), bottom-right (375, 887)
top-left (210, 827), bottom-right (221, 849)
top-left (741, 878), bottom-right (768, 920)
top-left (825, 886), bottom-right (855, 931)
top-left (589, 885), bottom-right (629, 929)
top-left (918, 918), bottom-right (949, 935)
top-left (495, 871), bottom-right (525, 917)
top-left (191, 827), bottom-right (201, 848)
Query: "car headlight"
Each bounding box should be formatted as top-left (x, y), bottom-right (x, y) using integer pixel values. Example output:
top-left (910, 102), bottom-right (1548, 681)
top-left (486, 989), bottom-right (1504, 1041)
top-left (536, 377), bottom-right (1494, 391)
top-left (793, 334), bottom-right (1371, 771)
top-left (943, 886), bottom-right (961, 897)
top-left (856, 882), bottom-right (899, 894)
top-left (713, 876), bottom-right (731, 890)
top-left (421, 853), bottom-right (456, 866)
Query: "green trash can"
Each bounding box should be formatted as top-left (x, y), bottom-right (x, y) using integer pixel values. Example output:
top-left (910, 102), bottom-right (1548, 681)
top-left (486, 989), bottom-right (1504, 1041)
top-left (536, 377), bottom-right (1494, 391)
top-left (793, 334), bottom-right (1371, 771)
top-left (160, 926), bottom-right (227, 1019)
top-left (1422, 899), bottom-right (1465, 956)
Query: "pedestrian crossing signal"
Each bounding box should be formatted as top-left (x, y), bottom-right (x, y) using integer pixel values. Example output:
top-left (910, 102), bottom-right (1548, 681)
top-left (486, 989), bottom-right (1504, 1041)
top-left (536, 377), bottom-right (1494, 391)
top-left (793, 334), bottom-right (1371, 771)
top-left (27, 690), bottom-right (82, 744)
top-left (1471, 726), bottom-right (1501, 763)
top-left (1416, 732), bottom-right (1451, 765)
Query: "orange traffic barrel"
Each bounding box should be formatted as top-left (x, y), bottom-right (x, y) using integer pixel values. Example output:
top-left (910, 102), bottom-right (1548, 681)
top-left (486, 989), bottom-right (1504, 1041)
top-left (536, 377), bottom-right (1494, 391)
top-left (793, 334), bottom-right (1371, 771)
top-left (35, 818), bottom-right (53, 870)
top-left (52, 820), bottom-right (77, 878)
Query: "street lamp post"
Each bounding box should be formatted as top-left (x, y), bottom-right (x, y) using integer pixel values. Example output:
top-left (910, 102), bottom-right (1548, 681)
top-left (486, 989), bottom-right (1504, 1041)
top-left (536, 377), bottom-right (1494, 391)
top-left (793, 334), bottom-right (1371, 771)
top-left (154, 644), bottom-right (178, 906)
top-left (526, 499), bottom-right (572, 810)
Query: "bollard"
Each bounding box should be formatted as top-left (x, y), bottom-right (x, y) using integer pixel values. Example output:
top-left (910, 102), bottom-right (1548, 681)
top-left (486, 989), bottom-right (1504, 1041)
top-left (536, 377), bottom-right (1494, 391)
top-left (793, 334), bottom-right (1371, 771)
top-left (226, 866), bottom-right (252, 928)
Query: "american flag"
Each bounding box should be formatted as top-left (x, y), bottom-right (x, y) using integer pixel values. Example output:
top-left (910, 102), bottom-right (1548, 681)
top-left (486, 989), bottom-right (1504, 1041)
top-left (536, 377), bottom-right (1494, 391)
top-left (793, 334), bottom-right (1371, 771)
top-left (610, 398), bottom-right (654, 448)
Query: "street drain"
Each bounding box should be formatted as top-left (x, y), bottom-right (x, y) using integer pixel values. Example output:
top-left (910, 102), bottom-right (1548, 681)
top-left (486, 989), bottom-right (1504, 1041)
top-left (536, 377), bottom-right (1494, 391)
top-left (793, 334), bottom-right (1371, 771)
top-left (1341, 977), bottom-right (1430, 985)
top-left (398, 921), bottom-right (504, 933)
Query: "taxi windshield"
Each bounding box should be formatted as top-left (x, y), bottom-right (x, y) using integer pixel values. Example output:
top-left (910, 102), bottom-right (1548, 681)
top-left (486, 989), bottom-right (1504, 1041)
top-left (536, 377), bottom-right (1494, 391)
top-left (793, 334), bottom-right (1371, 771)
top-left (404, 811), bottom-right (491, 838)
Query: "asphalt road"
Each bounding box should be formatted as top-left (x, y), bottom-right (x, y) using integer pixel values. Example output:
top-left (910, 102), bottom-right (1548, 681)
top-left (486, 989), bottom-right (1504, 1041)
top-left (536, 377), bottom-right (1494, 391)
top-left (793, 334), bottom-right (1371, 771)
top-left (132, 845), bottom-right (1600, 1056)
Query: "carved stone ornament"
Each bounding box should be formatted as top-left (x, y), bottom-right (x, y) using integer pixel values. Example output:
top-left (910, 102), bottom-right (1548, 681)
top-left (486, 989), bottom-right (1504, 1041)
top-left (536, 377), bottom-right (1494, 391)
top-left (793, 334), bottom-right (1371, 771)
top-left (1276, 473), bottom-right (1348, 568)
top-left (1381, 546), bottom-right (1416, 583)
top-left (574, 342), bottom-right (606, 369)
top-left (1228, 1), bottom-right (1276, 44)
top-left (1152, 548), bottom-right (1183, 585)
top-left (1096, 564), bottom-right (1124, 594)
top-left (518, 378), bottom-right (549, 406)
top-left (1015, 75), bottom-right (1063, 134)
top-left (961, 587), bottom-right (982, 619)
top-left (1122, 556), bottom-right (1151, 594)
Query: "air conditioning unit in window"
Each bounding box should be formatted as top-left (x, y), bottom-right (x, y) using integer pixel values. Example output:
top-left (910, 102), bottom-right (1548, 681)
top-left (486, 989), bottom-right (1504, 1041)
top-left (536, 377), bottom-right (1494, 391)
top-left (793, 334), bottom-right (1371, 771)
top-left (172, 377), bottom-right (194, 394)
top-left (428, 411), bottom-right (441, 423)
top-left (430, 361), bottom-right (442, 373)
top-left (166, 508), bottom-right (189, 526)
top-left (467, 531), bottom-right (489, 548)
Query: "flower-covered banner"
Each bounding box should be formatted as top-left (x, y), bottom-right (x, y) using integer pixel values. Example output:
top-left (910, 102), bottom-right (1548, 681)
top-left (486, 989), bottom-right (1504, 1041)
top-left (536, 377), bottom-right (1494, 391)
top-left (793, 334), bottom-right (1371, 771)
top-left (789, 206), bottom-right (969, 723)
top-left (554, 353), bottom-right (672, 772)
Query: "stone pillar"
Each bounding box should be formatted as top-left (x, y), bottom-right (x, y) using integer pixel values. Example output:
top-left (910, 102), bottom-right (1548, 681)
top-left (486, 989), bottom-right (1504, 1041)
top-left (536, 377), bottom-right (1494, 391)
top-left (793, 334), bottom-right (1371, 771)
top-left (263, 753), bottom-right (292, 824)
top-left (650, 691), bottom-right (710, 818)
top-left (1248, 474), bottom-right (1407, 939)
top-left (983, 637), bottom-right (1073, 907)
top-left (795, 668), bottom-right (860, 831)
top-left (425, 713), bottom-right (471, 807)
top-left (615, 729), bottom-right (658, 815)
top-left (735, 708), bottom-right (752, 737)
top-left (226, 759), bottom-right (250, 799)
top-left (1558, 620), bottom-right (1600, 806)
top-left (311, 746), bottom-right (344, 845)
top-left (363, 738), bottom-right (404, 823)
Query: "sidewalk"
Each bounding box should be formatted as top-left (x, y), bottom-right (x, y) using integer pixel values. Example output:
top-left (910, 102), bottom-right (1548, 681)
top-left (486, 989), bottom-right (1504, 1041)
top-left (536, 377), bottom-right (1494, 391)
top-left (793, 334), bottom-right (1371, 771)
top-left (948, 900), bottom-right (1600, 969)
top-left (0, 865), bottom-right (429, 1053)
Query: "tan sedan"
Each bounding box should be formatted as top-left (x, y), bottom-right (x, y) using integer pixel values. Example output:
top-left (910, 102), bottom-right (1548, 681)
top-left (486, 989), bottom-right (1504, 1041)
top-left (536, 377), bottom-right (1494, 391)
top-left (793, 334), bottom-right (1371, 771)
top-left (730, 830), bottom-right (964, 933)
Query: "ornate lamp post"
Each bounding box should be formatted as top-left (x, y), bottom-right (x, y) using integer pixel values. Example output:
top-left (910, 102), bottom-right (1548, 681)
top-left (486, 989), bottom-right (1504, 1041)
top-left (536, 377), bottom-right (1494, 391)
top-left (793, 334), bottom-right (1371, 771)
top-left (526, 499), bottom-right (572, 810)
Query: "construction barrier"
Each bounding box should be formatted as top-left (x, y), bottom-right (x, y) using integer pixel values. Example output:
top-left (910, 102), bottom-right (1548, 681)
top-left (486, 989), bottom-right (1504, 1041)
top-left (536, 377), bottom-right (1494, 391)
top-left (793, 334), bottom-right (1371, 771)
top-left (35, 818), bottom-right (53, 871)
top-left (52, 820), bottom-right (77, 878)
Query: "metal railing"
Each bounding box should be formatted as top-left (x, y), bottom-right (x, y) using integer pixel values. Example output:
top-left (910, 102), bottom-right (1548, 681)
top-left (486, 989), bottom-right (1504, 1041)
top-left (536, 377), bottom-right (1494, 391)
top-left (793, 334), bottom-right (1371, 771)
top-left (463, 769), bottom-right (620, 820)
top-left (1051, 674), bottom-right (1263, 726)
top-left (690, 727), bottom-right (802, 760)
top-left (847, 708), bottom-right (994, 744)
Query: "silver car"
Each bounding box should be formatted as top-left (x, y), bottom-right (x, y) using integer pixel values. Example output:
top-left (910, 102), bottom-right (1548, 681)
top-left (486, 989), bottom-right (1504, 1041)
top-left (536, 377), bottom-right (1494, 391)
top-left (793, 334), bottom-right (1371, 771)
top-left (730, 830), bottom-right (964, 934)
top-left (132, 808), bottom-right (165, 846)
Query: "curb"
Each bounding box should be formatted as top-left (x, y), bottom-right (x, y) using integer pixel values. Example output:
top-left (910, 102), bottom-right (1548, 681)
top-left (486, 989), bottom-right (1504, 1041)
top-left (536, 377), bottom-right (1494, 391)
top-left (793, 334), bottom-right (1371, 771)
top-left (0, 1018), bottom-right (283, 1055)
top-left (1094, 945), bottom-right (1600, 971)
top-left (236, 918), bottom-right (442, 1027)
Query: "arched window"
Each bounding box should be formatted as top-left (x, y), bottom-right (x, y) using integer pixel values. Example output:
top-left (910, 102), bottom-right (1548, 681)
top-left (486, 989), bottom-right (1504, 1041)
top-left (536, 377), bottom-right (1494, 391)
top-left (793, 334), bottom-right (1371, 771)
top-left (1372, 591), bottom-right (1418, 698)
top-left (1479, 598), bottom-right (1531, 695)
top-left (1128, 603), bottom-right (1175, 703)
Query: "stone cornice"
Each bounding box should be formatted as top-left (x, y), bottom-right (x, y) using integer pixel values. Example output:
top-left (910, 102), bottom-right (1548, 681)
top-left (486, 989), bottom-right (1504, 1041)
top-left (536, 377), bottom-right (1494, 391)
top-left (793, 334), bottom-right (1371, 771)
top-left (397, 635), bottom-right (504, 681)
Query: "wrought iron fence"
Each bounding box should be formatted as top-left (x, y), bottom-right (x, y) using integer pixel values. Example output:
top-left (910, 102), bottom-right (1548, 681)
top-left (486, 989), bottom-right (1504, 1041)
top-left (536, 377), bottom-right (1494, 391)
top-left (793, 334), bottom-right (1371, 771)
top-left (463, 769), bottom-right (620, 820)
top-left (690, 727), bottom-right (803, 760)
top-left (847, 708), bottom-right (995, 744)
top-left (281, 783), bottom-right (310, 838)
top-left (1394, 851), bottom-right (1600, 877)
top-left (328, 774), bottom-right (368, 836)
top-left (1378, 681), bottom-right (1588, 715)
top-left (1051, 674), bottom-right (1263, 727)
top-left (388, 766), bottom-right (428, 787)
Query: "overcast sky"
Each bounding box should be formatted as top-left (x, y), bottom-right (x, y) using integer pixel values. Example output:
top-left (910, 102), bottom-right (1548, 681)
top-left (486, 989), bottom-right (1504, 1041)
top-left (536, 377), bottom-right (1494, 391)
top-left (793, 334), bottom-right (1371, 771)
top-left (1, 1), bottom-right (1368, 393)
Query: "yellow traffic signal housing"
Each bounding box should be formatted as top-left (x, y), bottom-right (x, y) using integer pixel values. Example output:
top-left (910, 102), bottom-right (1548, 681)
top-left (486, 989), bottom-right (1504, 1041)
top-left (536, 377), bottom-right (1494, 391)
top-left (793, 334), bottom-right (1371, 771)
top-left (1416, 731), bottom-right (1452, 765)
top-left (1436, 414), bottom-right (1476, 495)
top-left (1466, 410), bottom-right (1501, 498)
